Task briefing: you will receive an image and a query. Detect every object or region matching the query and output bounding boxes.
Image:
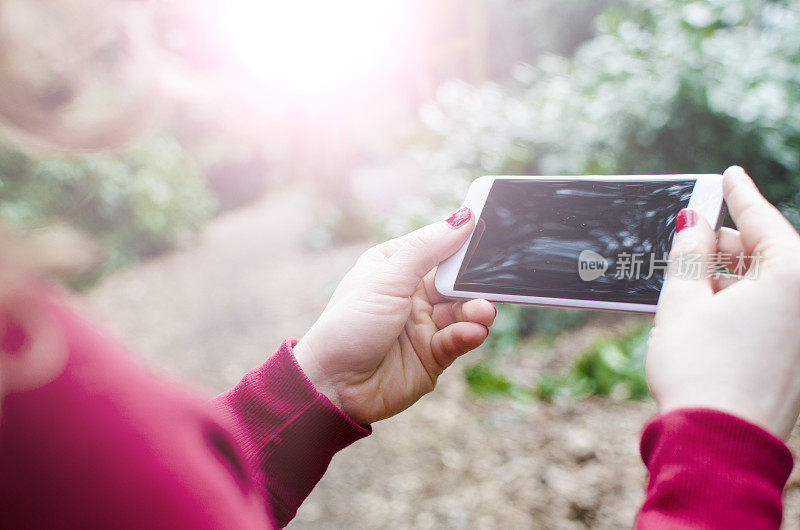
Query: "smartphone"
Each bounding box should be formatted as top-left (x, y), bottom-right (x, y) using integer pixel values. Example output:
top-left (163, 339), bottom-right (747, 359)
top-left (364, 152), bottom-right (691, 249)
top-left (435, 175), bottom-right (725, 313)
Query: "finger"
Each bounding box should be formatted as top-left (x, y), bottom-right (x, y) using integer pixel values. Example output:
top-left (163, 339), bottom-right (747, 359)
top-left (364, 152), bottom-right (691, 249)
top-left (723, 166), bottom-right (799, 255)
top-left (431, 300), bottom-right (462, 328)
top-left (422, 269), bottom-right (448, 305)
top-left (375, 207), bottom-right (476, 298)
top-left (712, 274), bottom-right (741, 293)
top-left (376, 207), bottom-right (471, 257)
top-left (717, 227), bottom-right (744, 257)
top-left (431, 298), bottom-right (496, 329)
top-left (716, 227), bottom-right (751, 273)
top-left (430, 321), bottom-right (489, 372)
top-left (657, 209), bottom-right (716, 316)
top-left (374, 234), bottom-right (408, 258)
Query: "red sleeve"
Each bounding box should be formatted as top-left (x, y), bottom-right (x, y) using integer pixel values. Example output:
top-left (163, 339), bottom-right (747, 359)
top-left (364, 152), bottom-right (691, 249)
top-left (209, 338), bottom-right (371, 528)
top-left (0, 286), bottom-right (367, 530)
top-left (1, 289), bottom-right (275, 529)
top-left (636, 408), bottom-right (794, 529)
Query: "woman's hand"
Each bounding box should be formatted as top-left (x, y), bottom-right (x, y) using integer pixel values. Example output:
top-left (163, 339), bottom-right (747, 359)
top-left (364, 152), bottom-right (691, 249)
top-left (293, 207), bottom-right (496, 425)
top-left (647, 166), bottom-right (800, 438)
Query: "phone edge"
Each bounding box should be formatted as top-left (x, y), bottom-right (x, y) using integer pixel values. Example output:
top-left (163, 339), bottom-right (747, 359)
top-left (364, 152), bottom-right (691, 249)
top-left (434, 174), bottom-right (725, 314)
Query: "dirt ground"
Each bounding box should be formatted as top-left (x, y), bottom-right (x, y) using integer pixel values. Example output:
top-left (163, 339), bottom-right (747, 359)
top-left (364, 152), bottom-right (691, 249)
top-left (84, 185), bottom-right (800, 529)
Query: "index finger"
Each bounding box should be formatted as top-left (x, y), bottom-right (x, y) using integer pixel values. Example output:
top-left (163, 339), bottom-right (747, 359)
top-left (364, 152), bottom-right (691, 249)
top-left (423, 268), bottom-right (449, 304)
top-left (722, 166), bottom-right (799, 255)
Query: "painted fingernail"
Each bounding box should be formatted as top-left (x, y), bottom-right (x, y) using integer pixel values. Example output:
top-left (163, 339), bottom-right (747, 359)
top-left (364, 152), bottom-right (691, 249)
top-left (676, 208), bottom-right (698, 233)
top-left (445, 207), bottom-right (471, 229)
top-left (492, 304), bottom-right (498, 318)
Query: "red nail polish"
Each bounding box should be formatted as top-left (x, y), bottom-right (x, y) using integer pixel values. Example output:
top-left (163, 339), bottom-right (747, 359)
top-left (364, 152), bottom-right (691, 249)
top-left (445, 207), bottom-right (471, 229)
top-left (492, 304), bottom-right (497, 318)
top-left (676, 209), bottom-right (698, 233)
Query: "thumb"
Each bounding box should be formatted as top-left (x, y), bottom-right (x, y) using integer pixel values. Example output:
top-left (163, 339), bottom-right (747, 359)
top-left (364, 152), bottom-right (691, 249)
top-left (377, 207), bottom-right (475, 297)
top-left (656, 208), bottom-right (717, 316)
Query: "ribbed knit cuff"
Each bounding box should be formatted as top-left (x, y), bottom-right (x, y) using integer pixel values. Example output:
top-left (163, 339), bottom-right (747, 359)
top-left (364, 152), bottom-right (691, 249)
top-left (636, 408), bottom-right (793, 529)
top-left (211, 338), bottom-right (371, 528)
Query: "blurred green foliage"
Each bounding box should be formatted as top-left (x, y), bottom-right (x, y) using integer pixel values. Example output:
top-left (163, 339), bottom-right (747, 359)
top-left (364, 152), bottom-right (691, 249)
top-left (535, 323), bottom-right (651, 402)
top-left (465, 322), bottom-right (652, 402)
top-left (0, 137), bottom-right (214, 285)
top-left (419, 0), bottom-right (800, 226)
top-left (464, 363), bottom-right (517, 397)
top-left (485, 304), bottom-right (588, 356)
top-left (464, 304), bottom-right (589, 399)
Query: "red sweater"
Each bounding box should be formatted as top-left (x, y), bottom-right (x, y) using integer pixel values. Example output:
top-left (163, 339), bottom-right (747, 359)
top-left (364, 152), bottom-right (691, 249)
top-left (0, 292), bottom-right (794, 528)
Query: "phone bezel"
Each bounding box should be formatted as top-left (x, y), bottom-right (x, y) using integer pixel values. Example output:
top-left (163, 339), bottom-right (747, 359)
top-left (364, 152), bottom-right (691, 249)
top-left (434, 174), bottom-right (725, 313)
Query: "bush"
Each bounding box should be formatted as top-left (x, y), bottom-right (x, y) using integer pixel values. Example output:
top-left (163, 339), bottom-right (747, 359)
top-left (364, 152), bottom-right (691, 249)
top-left (465, 323), bottom-right (652, 402)
top-left (464, 304), bottom-right (589, 399)
top-left (0, 137), bottom-right (214, 285)
top-left (535, 324), bottom-right (652, 402)
top-left (418, 0), bottom-right (800, 215)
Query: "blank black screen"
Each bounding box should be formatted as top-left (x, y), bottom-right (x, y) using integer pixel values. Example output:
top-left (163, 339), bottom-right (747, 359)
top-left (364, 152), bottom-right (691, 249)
top-left (453, 179), bottom-right (695, 305)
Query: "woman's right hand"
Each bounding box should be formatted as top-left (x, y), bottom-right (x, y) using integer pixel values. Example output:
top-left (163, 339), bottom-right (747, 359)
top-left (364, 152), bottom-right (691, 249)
top-left (646, 166), bottom-right (800, 439)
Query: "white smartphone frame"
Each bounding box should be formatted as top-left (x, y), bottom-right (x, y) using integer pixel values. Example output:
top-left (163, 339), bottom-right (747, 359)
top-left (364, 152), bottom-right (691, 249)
top-left (434, 174), bottom-right (725, 313)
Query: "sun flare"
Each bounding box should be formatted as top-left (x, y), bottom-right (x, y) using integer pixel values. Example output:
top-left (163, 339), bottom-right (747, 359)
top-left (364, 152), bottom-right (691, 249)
top-left (217, 0), bottom-right (405, 95)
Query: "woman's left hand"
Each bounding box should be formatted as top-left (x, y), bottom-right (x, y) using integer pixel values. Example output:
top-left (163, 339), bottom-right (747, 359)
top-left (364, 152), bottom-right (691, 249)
top-left (293, 207), bottom-right (496, 425)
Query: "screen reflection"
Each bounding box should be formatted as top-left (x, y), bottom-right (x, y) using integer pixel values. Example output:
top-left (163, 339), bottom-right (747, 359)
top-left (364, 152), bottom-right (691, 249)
top-left (454, 179), bottom-right (695, 304)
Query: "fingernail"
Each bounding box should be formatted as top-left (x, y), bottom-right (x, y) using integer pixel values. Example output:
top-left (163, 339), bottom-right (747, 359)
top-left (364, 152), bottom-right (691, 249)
top-left (676, 208), bottom-right (698, 233)
top-left (445, 207), bottom-right (471, 229)
top-left (492, 304), bottom-right (498, 318)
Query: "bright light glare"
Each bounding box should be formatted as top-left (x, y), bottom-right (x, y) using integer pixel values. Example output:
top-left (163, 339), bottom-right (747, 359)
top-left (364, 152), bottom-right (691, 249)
top-left (219, 1), bottom-right (402, 95)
